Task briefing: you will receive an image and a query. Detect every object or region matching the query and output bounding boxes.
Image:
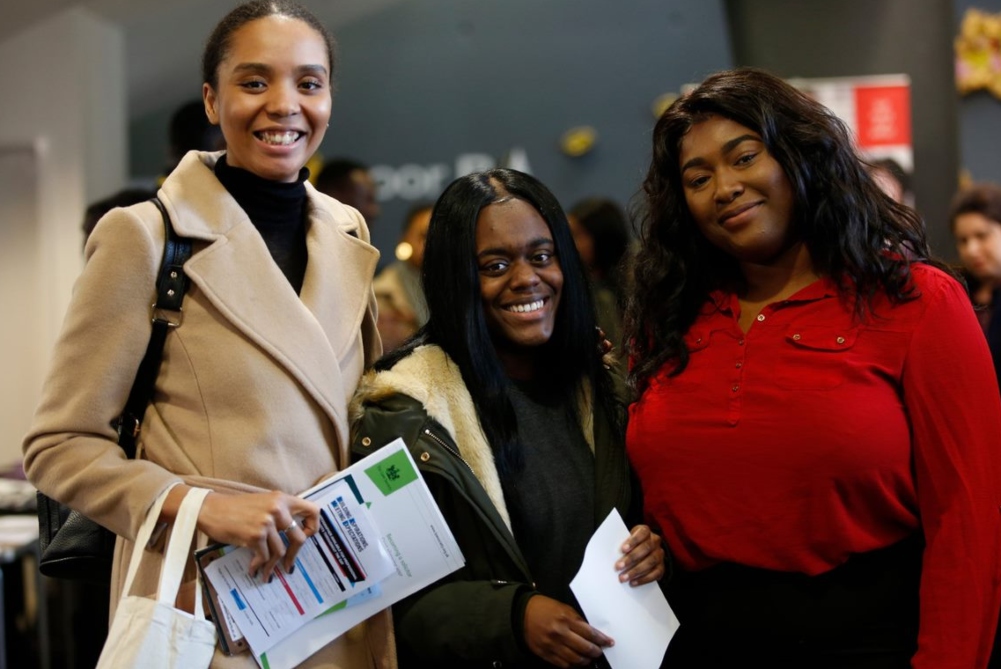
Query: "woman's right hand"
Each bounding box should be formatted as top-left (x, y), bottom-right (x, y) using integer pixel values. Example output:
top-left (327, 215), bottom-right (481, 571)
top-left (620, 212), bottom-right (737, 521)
top-left (164, 486), bottom-right (319, 582)
top-left (523, 595), bottom-right (613, 668)
top-left (201, 491), bottom-right (320, 582)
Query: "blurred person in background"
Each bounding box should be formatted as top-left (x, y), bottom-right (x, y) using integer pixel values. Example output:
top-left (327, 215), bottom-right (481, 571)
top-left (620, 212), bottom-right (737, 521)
top-left (164, 99), bottom-right (226, 177)
top-left (949, 182), bottom-right (1001, 393)
top-left (315, 157), bottom-right (381, 224)
top-left (567, 197), bottom-right (631, 351)
top-left (868, 157), bottom-right (912, 207)
top-left (373, 201), bottom-right (433, 352)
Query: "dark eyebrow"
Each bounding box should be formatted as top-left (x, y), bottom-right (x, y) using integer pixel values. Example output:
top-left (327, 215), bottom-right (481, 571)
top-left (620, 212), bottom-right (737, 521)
top-left (232, 63), bottom-right (271, 75)
top-left (680, 134), bottom-right (762, 173)
top-left (231, 63), bottom-right (329, 77)
top-left (476, 236), bottom-right (554, 258)
top-left (297, 64), bottom-right (329, 77)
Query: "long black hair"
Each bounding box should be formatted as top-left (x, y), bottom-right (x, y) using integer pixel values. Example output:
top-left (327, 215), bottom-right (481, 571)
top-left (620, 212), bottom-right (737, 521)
top-left (379, 168), bottom-right (622, 475)
top-left (626, 67), bottom-right (949, 395)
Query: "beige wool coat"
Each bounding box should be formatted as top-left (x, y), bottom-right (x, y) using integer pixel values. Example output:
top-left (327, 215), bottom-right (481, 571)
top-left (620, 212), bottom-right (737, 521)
top-left (23, 151), bottom-right (395, 668)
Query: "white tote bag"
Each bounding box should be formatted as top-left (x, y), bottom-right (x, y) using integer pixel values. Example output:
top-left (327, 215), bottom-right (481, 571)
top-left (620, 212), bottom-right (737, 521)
top-left (97, 484), bottom-right (217, 669)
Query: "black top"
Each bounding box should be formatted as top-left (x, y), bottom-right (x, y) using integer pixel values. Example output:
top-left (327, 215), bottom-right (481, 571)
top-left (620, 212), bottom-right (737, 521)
top-left (501, 379), bottom-right (596, 610)
top-left (214, 155), bottom-right (309, 294)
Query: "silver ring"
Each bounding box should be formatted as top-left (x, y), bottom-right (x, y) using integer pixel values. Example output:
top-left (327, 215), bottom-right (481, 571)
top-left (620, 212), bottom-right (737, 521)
top-left (281, 519), bottom-right (298, 534)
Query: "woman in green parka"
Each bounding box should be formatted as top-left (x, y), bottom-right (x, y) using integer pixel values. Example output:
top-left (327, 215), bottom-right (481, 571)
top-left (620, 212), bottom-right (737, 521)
top-left (350, 168), bottom-right (666, 668)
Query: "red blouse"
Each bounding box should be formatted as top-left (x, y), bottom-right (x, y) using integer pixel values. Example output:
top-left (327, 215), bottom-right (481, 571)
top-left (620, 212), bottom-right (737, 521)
top-left (627, 264), bottom-right (1001, 668)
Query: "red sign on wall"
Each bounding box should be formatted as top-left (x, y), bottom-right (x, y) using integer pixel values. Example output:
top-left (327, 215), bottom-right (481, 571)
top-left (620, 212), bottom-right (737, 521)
top-left (853, 85), bottom-right (911, 148)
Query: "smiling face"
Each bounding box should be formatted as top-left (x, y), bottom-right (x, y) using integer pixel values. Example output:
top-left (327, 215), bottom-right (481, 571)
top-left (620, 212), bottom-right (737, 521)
top-left (954, 212), bottom-right (1001, 282)
top-left (203, 15), bottom-right (331, 182)
top-left (475, 197), bottom-right (563, 369)
top-left (679, 115), bottom-right (798, 266)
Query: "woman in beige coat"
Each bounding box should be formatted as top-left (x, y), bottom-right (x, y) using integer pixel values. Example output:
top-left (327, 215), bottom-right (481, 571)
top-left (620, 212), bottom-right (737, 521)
top-left (22, 2), bottom-right (394, 667)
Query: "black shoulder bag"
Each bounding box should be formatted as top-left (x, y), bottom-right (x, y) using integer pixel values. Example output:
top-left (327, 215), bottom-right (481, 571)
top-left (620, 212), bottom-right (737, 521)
top-left (36, 197), bottom-right (193, 583)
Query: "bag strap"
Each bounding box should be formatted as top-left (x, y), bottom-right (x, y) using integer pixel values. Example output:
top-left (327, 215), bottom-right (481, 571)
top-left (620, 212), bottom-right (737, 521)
top-left (157, 487), bottom-right (212, 615)
top-left (120, 485), bottom-right (212, 620)
top-left (116, 198), bottom-right (193, 457)
top-left (120, 481), bottom-right (179, 596)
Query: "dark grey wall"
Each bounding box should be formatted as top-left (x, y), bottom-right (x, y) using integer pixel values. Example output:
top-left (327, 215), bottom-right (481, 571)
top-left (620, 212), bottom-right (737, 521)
top-left (725, 0), bottom-right (959, 259)
top-left (954, 0), bottom-right (1001, 189)
top-left (130, 0), bottom-right (733, 265)
top-left (309, 0), bottom-right (735, 262)
top-left (131, 106), bottom-right (179, 179)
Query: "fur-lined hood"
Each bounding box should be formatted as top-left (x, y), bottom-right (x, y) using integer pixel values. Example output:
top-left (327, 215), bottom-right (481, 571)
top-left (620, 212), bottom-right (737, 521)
top-left (350, 344), bottom-right (595, 532)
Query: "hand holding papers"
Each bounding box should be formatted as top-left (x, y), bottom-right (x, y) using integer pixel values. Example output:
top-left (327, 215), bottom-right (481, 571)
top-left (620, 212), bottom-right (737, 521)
top-left (198, 438), bottom-right (464, 669)
top-left (201, 480), bottom-right (395, 657)
top-left (570, 510), bottom-right (679, 669)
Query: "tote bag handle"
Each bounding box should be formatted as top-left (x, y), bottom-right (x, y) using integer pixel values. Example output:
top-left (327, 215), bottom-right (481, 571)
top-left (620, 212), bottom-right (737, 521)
top-left (121, 484), bottom-right (212, 618)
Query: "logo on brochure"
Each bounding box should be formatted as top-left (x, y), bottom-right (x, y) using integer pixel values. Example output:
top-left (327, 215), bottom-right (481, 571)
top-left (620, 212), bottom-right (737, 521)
top-left (365, 449), bottom-right (418, 495)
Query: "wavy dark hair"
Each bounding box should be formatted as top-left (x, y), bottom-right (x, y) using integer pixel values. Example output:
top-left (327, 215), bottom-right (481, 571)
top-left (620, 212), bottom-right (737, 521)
top-left (626, 67), bottom-right (946, 395)
top-left (379, 169), bottom-right (622, 475)
top-left (202, 1), bottom-right (336, 89)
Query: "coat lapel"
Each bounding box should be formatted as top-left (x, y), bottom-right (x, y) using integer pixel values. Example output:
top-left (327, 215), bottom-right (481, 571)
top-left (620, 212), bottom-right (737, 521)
top-left (158, 152), bottom-right (378, 445)
top-left (299, 184), bottom-right (380, 362)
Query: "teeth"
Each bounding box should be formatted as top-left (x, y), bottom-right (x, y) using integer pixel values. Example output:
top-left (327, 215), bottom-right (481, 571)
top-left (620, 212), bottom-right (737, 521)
top-left (507, 300), bottom-right (544, 313)
top-left (258, 131), bottom-right (300, 145)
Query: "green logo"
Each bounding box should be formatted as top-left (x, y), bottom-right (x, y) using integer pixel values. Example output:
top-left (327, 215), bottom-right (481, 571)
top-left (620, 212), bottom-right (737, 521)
top-left (365, 449), bottom-right (417, 495)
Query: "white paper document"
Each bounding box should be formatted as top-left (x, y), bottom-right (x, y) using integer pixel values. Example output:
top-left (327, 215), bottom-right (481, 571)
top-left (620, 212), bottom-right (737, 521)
top-left (570, 509), bottom-right (679, 669)
top-left (203, 479), bottom-right (395, 658)
top-left (217, 438), bottom-right (465, 669)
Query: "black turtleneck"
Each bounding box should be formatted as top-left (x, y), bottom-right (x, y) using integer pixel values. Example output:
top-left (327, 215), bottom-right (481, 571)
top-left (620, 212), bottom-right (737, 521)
top-left (214, 155), bottom-right (309, 294)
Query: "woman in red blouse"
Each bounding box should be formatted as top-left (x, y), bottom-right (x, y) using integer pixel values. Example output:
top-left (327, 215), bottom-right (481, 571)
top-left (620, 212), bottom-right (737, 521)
top-left (626, 67), bottom-right (1001, 668)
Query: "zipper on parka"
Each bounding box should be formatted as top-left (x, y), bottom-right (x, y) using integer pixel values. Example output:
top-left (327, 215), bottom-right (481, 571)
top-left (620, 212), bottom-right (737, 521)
top-left (422, 427), bottom-right (476, 477)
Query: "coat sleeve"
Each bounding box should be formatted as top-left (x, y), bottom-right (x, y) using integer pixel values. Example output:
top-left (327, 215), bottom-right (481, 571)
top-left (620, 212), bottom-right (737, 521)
top-left (903, 271), bottom-right (1001, 668)
top-left (22, 204), bottom-right (183, 539)
top-left (395, 577), bottom-right (535, 665)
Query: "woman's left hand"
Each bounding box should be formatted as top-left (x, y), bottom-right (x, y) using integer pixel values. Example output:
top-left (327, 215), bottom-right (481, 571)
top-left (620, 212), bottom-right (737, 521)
top-left (615, 524), bottom-right (665, 586)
